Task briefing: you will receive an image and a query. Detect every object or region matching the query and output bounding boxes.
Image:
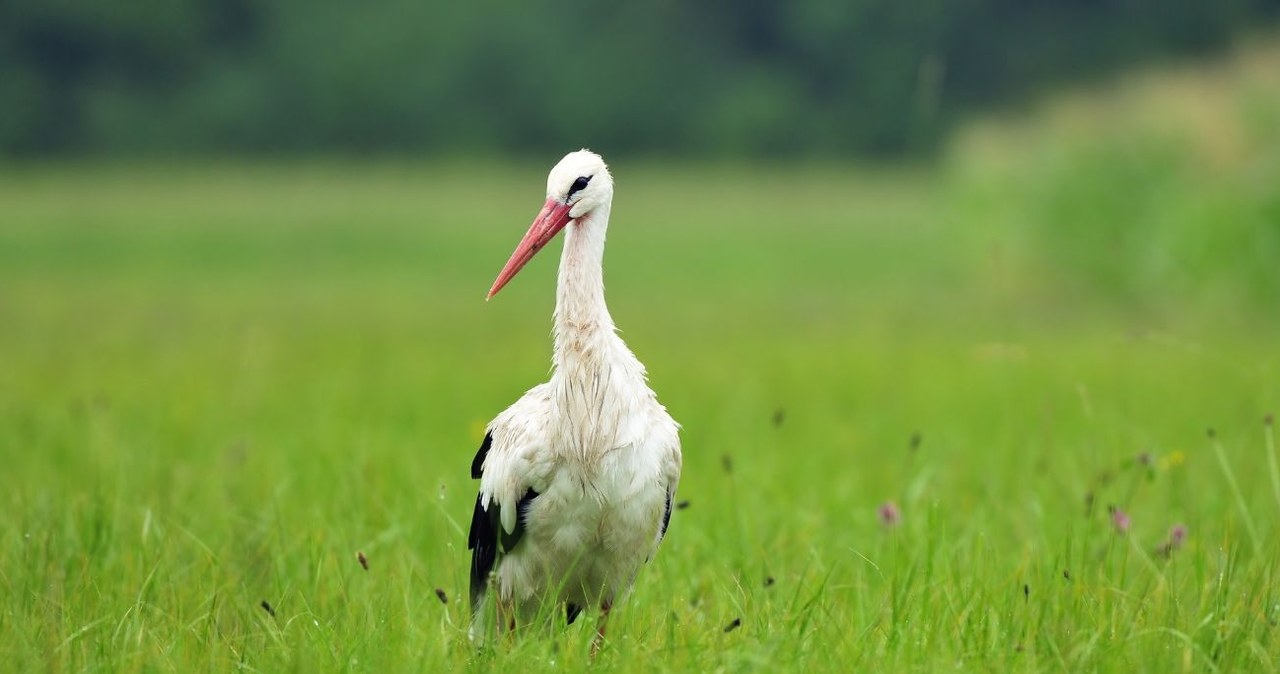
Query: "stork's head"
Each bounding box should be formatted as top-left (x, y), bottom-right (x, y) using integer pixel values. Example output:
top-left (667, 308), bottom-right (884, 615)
top-left (487, 150), bottom-right (613, 300)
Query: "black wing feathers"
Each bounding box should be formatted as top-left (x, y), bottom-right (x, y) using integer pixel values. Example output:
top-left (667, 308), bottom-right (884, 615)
top-left (647, 488), bottom-right (676, 564)
top-left (500, 488), bottom-right (539, 551)
top-left (468, 493), bottom-right (498, 610)
top-left (659, 489), bottom-right (674, 540)
top-left (467, 428), bottom-right (539, 614)
top-left (468, 432), bottom-right (496, 611)
top-left (471, 432), bottom-right (492, 479)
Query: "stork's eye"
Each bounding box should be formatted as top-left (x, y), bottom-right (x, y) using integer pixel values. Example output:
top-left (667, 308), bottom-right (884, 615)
top-left (568, 176), bottom-right (592, 198)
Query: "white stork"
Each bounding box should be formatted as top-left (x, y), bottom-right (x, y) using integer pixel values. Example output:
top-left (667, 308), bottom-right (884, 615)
top-left (467, 150), bottom-right (683, 648)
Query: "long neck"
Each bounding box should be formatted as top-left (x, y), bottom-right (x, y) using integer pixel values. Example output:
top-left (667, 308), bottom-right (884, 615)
top-left (552, 203), bottom-right (615, 373)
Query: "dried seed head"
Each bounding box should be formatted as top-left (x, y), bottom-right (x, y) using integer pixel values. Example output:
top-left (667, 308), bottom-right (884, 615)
top-left (357, 551), bottom-right (369, 571)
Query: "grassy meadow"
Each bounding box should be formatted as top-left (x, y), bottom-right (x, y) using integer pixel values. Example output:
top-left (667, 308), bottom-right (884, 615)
top-left (3, 41), bottom-right (1280, 672)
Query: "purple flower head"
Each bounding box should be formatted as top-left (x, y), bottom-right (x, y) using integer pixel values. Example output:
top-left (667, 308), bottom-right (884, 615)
top-left (1169, 524), bottom-right (1188, 549)
top-left (1157, 523), bottom-right (1189, 558)
top-left (877, 501), bottom-right (902, 528)
top-left (1111, 508), bottom-right (1131, 534)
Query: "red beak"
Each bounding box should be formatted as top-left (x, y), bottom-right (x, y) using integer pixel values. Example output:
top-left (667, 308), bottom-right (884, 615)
top-left (487, 198), bottom-right (574, 300)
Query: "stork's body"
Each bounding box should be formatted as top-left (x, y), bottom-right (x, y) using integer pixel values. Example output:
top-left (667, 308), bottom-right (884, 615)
top-left (468, 151), bottom-right (682, 645)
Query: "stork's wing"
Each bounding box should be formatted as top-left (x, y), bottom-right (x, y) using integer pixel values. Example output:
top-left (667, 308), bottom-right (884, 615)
top-left (648, 406), bottom-right (683, 547)
top-left (467, 384), bottom-right (554, 612)
top-left (467, 479), bottom-right (538, 609)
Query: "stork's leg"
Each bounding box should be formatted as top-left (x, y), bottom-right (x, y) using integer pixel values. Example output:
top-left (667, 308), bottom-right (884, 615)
top-left (589, 599), bottom-right (613, 656)
top-left (496, 596), bottom-right (516, 641)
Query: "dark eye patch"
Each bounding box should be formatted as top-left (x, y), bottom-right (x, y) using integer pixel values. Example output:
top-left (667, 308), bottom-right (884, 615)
top-left (567, 175), bottom-right (591, 198)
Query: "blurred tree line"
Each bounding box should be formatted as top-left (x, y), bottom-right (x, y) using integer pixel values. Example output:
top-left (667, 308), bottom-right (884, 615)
top-left (2, 0), bottom-right (1277, 159)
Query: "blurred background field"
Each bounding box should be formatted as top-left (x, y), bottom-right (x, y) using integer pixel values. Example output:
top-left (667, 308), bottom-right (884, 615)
top-left (1, 3), bottom-right (1279, 672)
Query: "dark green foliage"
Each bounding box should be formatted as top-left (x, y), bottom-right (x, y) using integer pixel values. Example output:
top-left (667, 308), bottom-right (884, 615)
top-left (946, 40), bottom-right (1280, 312)
top-left (1, 0), bottom-right (1277, 157)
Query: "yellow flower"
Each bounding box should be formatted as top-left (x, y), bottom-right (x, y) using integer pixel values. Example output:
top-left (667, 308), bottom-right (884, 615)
top-left (1158, 450), bottom-right (1186, 471)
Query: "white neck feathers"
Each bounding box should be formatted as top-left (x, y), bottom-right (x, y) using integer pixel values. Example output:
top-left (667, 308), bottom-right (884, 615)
top-left (548, 203), bottom-right (652, 458)
top-left (553, 204), bottom-right (616, 372)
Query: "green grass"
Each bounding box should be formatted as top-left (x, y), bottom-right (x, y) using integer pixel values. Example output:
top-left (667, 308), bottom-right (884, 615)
top-left (5, 54), bottom-right (1274, 674)
top-left (5, 37), bottom-right (1280, 668)
top-left (1, 157), bottom-right (1277, 673)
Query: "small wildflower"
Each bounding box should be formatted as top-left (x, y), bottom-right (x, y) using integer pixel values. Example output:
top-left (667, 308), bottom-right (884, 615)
top-left (1157, 523), bottom-right (1189, 558)
top-left (877, 501), bottom-right (902, 527)
top-left (1111, 508), bottom-right (1131, 534)
top-left (1158, 451), bottom-right (1186, 471)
